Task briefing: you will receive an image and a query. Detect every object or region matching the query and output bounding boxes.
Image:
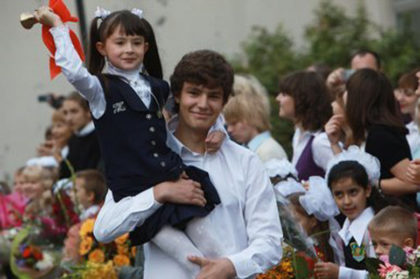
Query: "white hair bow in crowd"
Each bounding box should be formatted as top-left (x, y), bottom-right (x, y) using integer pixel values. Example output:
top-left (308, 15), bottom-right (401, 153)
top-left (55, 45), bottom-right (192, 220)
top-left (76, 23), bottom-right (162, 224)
top-left (94, 7), bottom-right (144, 20)
top-left (325, 145), bottom-right (381, 187)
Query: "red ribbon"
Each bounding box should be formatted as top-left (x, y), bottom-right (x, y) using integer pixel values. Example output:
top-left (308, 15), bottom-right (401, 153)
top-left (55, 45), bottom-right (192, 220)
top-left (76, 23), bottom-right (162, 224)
top-left (41, 0), bottom-right (85, 79)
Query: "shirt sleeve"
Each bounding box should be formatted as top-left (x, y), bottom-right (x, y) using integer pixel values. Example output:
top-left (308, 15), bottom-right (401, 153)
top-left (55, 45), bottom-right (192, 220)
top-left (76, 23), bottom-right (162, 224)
top-left (366, 126), bottom-right (411, 177)
top-left (93, 189), bottom-right (162, 243)
top-left (339, 266), bottom-right (368, 279)
top-left (312, 132), bottom-right (335, 171)
top-left (49, 25), bottom-right (106, 119)
top-left (226, 155), bottom-right (283, 278)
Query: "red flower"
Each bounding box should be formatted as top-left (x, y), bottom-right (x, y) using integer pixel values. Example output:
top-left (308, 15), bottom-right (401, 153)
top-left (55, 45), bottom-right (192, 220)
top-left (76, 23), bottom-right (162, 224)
top-left (22, 247), bottom-right (32, 258)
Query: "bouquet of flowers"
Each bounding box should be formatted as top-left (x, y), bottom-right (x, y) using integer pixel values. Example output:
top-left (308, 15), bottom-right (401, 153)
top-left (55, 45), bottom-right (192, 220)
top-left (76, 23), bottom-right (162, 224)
top-left (61, 218), bottom-right (136, 278)
top-left (257, 245), bottom-right (318, 279)
top-left (366, 245), bottom-right (420, 279)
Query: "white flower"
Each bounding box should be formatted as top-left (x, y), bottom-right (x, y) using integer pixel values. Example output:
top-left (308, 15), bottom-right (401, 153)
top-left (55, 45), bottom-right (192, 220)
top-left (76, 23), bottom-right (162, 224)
top-left (35, 251), bottom-right (54, 271)
top-left (385, 270), bottom-right (409, 279)
top-left (131, 8), bottom-right (144, 19)
top-left (94, 7), bottom-right (111, 20)
top-left (264, 158), bottom-right (298, 179)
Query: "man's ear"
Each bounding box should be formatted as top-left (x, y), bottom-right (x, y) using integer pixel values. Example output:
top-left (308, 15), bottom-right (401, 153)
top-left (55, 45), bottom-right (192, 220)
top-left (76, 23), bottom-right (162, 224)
top-left (87, 191), bottom-right (95, 204)
top-left (96, 41), bottom-right (106, 56)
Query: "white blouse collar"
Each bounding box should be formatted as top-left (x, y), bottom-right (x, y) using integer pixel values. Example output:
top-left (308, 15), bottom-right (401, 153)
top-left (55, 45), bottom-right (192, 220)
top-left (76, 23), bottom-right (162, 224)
top-left (106, 61), bottom-right (144, 82)
top-left (75, 121), bottom-right (95, 137)
top-left (338, 207), bottom-right (374, 246)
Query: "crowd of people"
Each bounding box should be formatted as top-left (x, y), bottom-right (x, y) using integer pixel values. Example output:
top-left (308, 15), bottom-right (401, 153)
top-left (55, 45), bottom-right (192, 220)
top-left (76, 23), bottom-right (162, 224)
top-left (1, 3), bottom-right (420, 279)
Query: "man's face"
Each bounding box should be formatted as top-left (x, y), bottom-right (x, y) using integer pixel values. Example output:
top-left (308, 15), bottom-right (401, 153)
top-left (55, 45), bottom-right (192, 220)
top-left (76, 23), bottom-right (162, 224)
top-left (351, 53), bottom-right (378, 71)
top-left (176, 82), bottom-right (225, 134)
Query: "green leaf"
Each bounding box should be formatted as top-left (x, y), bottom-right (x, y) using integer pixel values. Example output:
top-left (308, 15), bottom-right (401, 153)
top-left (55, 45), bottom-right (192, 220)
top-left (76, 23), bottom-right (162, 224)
top-left (388, 245), bottom-right (406, 267)
top-left (294, 255), bottom-right (309, 279)
top-left (365, 257), bottom-right (382, 275)
top-left (10, 226), bottom-right (32, 279)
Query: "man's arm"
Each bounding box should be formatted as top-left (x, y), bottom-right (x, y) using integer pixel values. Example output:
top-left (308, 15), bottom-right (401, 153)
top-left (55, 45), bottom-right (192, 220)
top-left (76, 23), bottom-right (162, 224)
top-left (226, 155), bottom-right (283, 278)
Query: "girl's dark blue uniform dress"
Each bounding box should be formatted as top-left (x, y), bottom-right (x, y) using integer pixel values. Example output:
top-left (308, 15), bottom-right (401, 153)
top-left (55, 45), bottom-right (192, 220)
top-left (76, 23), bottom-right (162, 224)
top-left (93, 74), bottom-right (220, 245)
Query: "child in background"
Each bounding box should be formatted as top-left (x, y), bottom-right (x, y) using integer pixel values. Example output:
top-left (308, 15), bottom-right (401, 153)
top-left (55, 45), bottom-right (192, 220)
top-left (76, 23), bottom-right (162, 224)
top-left (287, 176), bottom-right (340, 262)
top-left (315, 146), bottom-right (386, 279)
top-left (368, 205), bottom-right (417, 257)
top-left (33, 6), bottom-right (224, 276)
top-left (74, 170), bottom-right (106, 220)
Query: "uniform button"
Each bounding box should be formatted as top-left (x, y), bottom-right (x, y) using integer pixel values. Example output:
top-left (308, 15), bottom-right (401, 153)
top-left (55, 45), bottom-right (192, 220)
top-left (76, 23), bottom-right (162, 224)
top-left (149, 127), bottom-right (155, 132)
top-left (151, 140), bottom-right (156, 146)
top-left (146, 114), bottom-right (152, 119)
top-left (153, 153), bottom-right (159, 158)
top-left (160, 161), bottom-right (166, 167)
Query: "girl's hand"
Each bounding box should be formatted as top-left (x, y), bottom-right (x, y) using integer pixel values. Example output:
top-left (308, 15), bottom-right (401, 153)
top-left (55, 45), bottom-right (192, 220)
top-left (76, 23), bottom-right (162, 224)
top-left (325, 115), bottom-right (344, 146)
top-left (406, 159), bottom-right (420, 185)
top-left (314, 262), bottom-right (339, 279)
top-left (33, 6), bottom-right (62, 27)
top-left (153, 175), bottom-right (206, 207)
top-left (205, 131), bottom-right (226, 153)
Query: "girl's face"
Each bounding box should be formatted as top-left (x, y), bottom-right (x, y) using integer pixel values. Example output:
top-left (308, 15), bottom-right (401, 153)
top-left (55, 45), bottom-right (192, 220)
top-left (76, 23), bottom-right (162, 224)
top-left (62, 100), bottom-right (91, 132)
top-left (74, 177), bottom-right (93, 210)
top-left (276, 92), bottom-right (295, 120)
top-left (226, 120), bottom-right (256, 144)
top-left (96, 26), bottom-right (149, 71)
top-left (394, 88), bottom-right (418, 116)
top-left (330, 177), bottom-right (371, 221)
top-left (51, 120), bottom-right (72, 147)
top-left (22, 177), bottom-right (44, 200)
top-left (289, 204), bottom-right (317, 235)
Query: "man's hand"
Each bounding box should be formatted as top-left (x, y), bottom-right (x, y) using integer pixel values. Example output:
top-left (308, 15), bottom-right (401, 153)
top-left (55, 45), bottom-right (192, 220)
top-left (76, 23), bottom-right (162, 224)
top-left (205, 131), bottom-right (225, 154)
top-left (314, 262), bottom-right (339, 279)
top-left (188, 256), bottom-right (236, 279)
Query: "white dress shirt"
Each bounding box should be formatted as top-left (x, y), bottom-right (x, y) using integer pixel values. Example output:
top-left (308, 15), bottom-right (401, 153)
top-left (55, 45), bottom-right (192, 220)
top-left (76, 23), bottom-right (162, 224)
top-left (50, 25), bottom-right (153, 119)
top-left (406, 121), bottom-right (420, 158)
top-left (95, 119), bottom-right (283, 279)
top-left (291, 127), bottom-right (334, 171)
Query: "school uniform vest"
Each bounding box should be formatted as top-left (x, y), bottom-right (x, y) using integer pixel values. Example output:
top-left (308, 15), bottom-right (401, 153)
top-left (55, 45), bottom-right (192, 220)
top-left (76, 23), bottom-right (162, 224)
top-left (94, 74), bottom-right (184, 202)
top-left (295, 135), bottom-right (325, 181)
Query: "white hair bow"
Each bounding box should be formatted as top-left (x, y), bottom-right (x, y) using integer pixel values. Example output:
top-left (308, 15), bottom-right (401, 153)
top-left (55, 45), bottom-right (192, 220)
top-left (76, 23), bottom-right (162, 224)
top-left (94, 7), bottom-right (144, 20)
top-left (94, 7), bottom-right (111, 20)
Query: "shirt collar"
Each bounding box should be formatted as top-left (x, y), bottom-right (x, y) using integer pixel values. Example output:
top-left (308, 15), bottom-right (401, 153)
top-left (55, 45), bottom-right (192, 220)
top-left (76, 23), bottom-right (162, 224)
top-left (338, 207), bottom-right (374, 246)
top-left (75, 121), bottom-right (95, 137)
top-left (247, 131), bottom-right (271, 151)
top-left (106, 61), bottom-right (144, 82)
top-left (166, 115), bottom-right (220, 156)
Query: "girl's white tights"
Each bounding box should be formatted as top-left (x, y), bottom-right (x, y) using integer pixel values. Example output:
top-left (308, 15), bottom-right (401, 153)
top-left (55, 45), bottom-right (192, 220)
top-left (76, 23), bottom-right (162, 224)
top-left (152, 218), bottom-right (224, 278)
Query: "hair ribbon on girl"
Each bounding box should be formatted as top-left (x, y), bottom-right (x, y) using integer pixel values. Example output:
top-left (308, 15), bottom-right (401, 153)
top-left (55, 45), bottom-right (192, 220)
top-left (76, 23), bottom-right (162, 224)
top-left (94, 7), bottom-right (144, 20)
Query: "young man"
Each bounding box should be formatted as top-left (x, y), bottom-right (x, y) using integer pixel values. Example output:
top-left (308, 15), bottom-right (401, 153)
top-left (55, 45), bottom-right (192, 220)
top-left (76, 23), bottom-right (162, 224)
top-left (94, 50), bottom-right (283, 279)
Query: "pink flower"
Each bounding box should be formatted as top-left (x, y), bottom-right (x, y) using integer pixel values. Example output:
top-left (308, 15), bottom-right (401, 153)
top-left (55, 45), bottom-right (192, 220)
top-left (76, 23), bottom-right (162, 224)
top-left (378, 262), bottom-right (402, 277)
top-left (379, 254), bottom-right (389, 264)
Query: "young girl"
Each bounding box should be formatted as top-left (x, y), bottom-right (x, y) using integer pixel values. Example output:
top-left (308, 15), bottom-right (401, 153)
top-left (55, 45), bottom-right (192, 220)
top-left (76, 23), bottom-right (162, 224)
top-left (276, 71), bottom-right (334, 181)
top-left (314, 146), bottom-right (386, 279)
top-left (33, 6), bottom-right (223, 276)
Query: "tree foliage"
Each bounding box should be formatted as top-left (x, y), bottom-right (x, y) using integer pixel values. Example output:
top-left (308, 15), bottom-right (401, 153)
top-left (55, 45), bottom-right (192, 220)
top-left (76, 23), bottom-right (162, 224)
top-left (230, 0), bottom-right (420, 153)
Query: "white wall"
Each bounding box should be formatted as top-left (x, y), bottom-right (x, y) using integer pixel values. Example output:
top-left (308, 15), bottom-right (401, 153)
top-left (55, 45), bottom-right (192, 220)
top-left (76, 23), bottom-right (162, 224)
top-left (0, 0), bottom-right (396, 182)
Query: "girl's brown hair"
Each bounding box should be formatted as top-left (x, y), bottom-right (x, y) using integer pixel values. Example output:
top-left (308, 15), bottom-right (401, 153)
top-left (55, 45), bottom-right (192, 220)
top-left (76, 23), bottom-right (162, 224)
top-left (345, 69), bottom-right (404, 145)
top-left (279, 71), bottom-right (332, 131)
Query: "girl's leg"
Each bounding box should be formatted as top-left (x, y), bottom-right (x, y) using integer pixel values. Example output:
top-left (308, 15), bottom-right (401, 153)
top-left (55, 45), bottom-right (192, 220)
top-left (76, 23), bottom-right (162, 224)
top-left (185, 217), bottom-right (224, 259)
top-left (152, 225), bottom-right (203, 277)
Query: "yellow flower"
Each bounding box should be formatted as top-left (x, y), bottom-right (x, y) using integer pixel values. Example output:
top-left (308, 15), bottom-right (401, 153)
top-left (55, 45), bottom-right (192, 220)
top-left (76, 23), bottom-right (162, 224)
top-left (88, 248), bottom-right (105, 264)
top-left (79, 236), bottom-right (94, 256)
top-left (80, 218), bottom-right (95, 238)
top-left (114, 233), bottom-right (129, 245)
top-left (117, 245), bottom-right (129, 256)
top-left (82, 261), bottom-right (117, 279)
top-left (131, 246), bottom-right (137, 258)
top-left (113, 254), bottom-right (131, 267)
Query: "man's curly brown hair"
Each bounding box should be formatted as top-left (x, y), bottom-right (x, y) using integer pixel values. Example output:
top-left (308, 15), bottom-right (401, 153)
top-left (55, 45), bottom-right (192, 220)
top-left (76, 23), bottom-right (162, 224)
top-left (170, 50), bottom-right (234, 106)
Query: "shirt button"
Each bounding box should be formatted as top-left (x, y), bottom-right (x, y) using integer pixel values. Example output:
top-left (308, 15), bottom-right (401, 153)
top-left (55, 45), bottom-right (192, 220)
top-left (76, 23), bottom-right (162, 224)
top-left (160, 161), bottom-right (166, 167)
top-left (153, 153), bottom-right (159, 158)
top-left (146, 114), bottom-right (152, 119)
top-left (151, 140), bottom-right (156, 146)
top-left (149, 127), bottom-right (155, 132)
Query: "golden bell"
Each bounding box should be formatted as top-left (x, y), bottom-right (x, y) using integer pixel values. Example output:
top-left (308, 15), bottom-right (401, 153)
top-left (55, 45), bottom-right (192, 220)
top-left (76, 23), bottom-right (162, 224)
top-left (20, 12), bottom-right (38, 29)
